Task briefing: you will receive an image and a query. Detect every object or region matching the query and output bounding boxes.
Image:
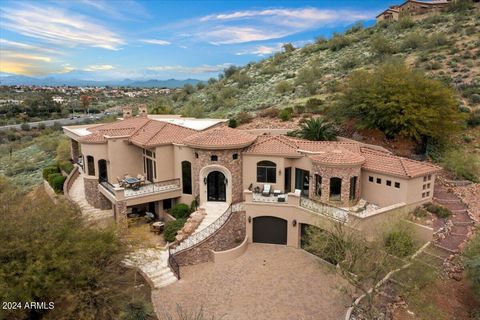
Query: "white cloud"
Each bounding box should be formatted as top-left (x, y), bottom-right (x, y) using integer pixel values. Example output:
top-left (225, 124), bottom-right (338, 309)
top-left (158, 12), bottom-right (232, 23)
top-left (79, 0), bottom-right (151, 20)
top-left (147, 63), bottom-right (231, 74)
top-left (0, 39), bottom-right (62, 54)
top-left (140, 39), bottom-right (171, 45)
top-left (236, 44), bottom-right (283, 56)
top-left (84, 64), bottom-right (115, 71)
top-left (171, 7), bottom-right (374, 45)
top-left (0, 4), bottom-right (125, 50)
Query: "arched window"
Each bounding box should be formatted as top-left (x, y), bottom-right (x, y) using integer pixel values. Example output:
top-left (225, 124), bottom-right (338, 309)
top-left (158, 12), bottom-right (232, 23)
top-left (257, 161), bottom-right (276, 183)
top-left (349, 176), bottom-right (357, 201)
top-left (315, 174), bottom-right (322, 197)
top-left (182, 161), bottom-right (192, 194)
top-left (330, 177), bottom-right (342, 201)
top-left (86, 155), bottom-right (95, 176)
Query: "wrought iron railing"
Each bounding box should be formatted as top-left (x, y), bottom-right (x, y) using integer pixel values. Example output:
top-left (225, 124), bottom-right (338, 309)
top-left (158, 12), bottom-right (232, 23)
top-left (299, 196), bottom-right (348, 222)
top-left (171, 202), bottom-right (243, 254)
top-left (123, 178), bottom-right (181, 198)
top-left (168, 246), bottom-right (180, 279)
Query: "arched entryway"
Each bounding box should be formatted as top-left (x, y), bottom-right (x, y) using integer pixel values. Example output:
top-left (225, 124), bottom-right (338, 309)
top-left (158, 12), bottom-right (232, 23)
top-left (98, 159), bottom-right (108, 182)
top-left (207, 171), bottom-right (226, 202)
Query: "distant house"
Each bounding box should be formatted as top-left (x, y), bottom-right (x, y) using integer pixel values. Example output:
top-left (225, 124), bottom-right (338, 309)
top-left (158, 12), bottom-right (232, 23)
top-left (376, 0), bottom-right (450, 23)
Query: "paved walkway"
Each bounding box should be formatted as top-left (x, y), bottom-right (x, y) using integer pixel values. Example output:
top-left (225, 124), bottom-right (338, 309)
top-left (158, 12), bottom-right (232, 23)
top-left (69, 171), bottom-right (113, 221)
top-left (194, 201), bottom-right (230, 233)
top-left (152, 244), bottom-right (352, 320)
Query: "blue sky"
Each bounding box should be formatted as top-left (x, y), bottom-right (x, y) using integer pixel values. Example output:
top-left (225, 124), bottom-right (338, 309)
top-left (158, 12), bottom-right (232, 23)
top-left (0, 0), bottom-right (392, 80)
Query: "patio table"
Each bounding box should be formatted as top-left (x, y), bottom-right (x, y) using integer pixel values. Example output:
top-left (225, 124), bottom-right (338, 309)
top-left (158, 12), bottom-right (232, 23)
top-left (124, 177), bottom-right (140, 189)
top-left (150, 221), bottom-right (164, 234)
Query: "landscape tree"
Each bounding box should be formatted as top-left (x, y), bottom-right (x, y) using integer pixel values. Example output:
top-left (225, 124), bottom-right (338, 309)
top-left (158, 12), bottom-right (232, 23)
top-left (149, 96), bottom-right (175, 114)
top-left (334, 60), bottom-right (462, 150)
top-left (80, 95), bottom-right (92, 115)
top-left (181, 97), bottom-right (204, 118)
top-left (290, 117), bottom-right (337, 141)
top-left (282, 43), bottom-right (295, 53)
top-left (0, 179), bottom-right (153, 320)
top-left (303, 223), bottom-right (398, 319)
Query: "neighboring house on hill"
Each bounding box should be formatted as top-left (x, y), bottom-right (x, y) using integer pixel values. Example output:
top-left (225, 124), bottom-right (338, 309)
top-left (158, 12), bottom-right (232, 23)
top-left (63, 107), bottom-right (441, 248)
top-left (377, 0), bottom-right (450, 22)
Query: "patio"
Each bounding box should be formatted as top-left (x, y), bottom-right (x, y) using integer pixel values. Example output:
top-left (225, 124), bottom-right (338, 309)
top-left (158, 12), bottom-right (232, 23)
top-left (153, 244), bottom-right (353, 320)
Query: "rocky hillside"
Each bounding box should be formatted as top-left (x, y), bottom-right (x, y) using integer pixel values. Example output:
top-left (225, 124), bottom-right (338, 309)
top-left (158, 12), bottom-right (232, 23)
top-left (171, 5), bottom-right (479, 118)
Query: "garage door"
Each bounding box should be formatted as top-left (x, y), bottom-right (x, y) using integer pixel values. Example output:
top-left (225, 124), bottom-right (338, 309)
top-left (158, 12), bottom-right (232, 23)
top-left (253, 216), bottom-right (287, 245)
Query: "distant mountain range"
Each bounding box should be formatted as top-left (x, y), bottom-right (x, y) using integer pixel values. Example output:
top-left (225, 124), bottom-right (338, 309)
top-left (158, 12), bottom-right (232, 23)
top-left (0, 72), bottom-right (201, 88)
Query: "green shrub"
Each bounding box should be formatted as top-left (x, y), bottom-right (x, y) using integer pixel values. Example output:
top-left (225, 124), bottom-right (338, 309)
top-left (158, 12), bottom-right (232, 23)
top-left (259, 107), bottom-right (279, 118)
top-left (43, 165), bottom-right (60, 179)
top-left (305, 98), bottom-right (324, 113)
top-left (164, 219), bottom-right (187, 242)
top-left (401, 32), bottom-right (426, 51)
top-left (328, 34), bottom-right (352, 51)
top-left (20, 123), bottom-right (31, 131)
top-left (51, 175), bottom-right (66, 193)
top-left (384, 229), bottom-right (415, 258)
top-left (371, 35), bottom-right (396, 56)
top-left (58, 160), bottom-right (74, 174)
top-left (294, 105), bottom-right (306, 115)
top-left (441, 149), bottom-right (480, 182)
top-left (413, 207), bottom-right (428, 218)
top-left (396, 17), bottom-right (415, 30)
top-left (464, 232), bottom-right (480, 299)
top-left (278, 107), bottom-right (293, 121)
top-left (190, 198), bottom-right (199, 212)
top-left (171, 203), bottom-right (191, 219)
top-left (424, 203), bottom-right (452, 218)
top-left (228, 118), bottom-right (237, 128)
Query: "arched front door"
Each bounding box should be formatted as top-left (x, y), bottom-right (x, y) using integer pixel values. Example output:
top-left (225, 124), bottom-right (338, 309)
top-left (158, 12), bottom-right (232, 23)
top-left (207, 171), bottom-right (226, 202)
top-left (98, 159), bottom-right (108, 182)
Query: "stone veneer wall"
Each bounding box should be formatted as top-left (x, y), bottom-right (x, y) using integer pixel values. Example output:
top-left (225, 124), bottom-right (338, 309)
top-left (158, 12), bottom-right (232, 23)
top-left (174, 211), bottom-right (246, 266)
top-left (70, 139), bottom-right (79, 162)
top-left (114, 200), bottom-right (127, 224)
top-left (310, 164), bottom-right (361, 206)
top-left (84, 177), bottom-right (112, 210)
top-left (192, 149), bottom-right (244, 203)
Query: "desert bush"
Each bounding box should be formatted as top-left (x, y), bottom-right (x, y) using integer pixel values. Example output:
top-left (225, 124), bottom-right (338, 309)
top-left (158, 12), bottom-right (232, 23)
top-left (448, 0), bottom-right (474, 12)
top-left (305, 98), bottom-right (324, 113)
top-left (467, 110), bottom-right (480, 127)
top-left (401, 32), bottom-right (427, 51)
top-left (294, 105), bottom-right (306, 115)
top-left (441, 149), bottom-right (480, 182)
top-left (295, 67), bottom-right (321, 95)
top-left (464, 231), bottom-right (480, 299)
top-left (164, 219), bottom-right (187, 242)
top-left (328, 33), bottom-right (353, 51)
top-left (371, 35), bottom-right (397, 56)
top-left (428, 33), bottom-right (448, 47)
top-left (346, 22), bottom-right (364, 34)
top-left (181, 98), bottom-right (204, 118)
top-left (20, 123), bottom-right (30, 131)
top-left (384, 228), bottom-right (415, 258)
top-left (276, 80), bottom-right (292, 94)
top-left (236, 112), bottom-right (253, 124)
top-left (413, 207), bottom-right (428, 218)
top-left (58, 160), bottom-right (74, 174)
top-left (396, 17), bottom-right (415, 30)
top-left (259, 107), bottom-right (279, 118)
top-left (278, 107), bottom-right (293, 121)
top-left (424, 203), bottom-right (452, 218)
top-left (47, 172), bottom-right (62, 186)
top-left (283, 43), bottom-right (295, 53)
top-left (171, 203), bottom-right (191, 219)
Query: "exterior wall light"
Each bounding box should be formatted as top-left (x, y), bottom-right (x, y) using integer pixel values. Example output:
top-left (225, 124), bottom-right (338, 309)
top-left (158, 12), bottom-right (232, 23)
top-left (224, 178), bottom-right (228, 185)
top-left (248, 216), bottom-right (252, 223)
top-left (203, 177), bottom-right (207, 185)
top-left (292, 219), bottom-right (297, 227)
top-left (279, 169), bottom-right (282, 176)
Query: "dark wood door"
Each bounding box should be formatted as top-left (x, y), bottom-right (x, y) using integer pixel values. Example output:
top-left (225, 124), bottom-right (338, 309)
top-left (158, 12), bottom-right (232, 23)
top-left (253, 216), bottom-right (287, 245)
top-left (98, 159), bottom-right (108, 182)
top-left (207, 171), bottom-right (226, 202)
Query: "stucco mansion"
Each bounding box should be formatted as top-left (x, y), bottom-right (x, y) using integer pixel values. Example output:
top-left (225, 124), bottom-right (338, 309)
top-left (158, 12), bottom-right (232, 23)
top-left (63, 107), bottom-right (441, 252)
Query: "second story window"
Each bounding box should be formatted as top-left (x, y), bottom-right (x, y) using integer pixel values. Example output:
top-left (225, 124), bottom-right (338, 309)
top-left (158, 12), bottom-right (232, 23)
top-left (257, 160), bottom-right (276, 183)
top-left (181, 161), bottom-right (192, 194)
top-left (86, 155), bottom-right (95, 176)
top-left (232, 153), bottom-right (238, 160)
top-left (211, 155), bottom-right (218, 161)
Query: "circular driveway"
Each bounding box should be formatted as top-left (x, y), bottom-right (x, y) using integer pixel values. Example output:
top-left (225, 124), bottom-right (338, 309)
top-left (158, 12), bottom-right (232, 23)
top-left (152, 244), bottom-right (352, 320)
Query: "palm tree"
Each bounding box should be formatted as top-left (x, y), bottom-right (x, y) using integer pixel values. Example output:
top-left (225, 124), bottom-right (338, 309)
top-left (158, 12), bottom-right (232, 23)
top-left (293, 117), bottom-right (337, 141)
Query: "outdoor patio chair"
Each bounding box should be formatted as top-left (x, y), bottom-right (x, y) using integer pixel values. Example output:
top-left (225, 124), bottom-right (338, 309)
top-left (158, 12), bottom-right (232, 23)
top-left (117, 177), bottom-right (125, 187)
top-left (262, 184), bottom-right (271, 196)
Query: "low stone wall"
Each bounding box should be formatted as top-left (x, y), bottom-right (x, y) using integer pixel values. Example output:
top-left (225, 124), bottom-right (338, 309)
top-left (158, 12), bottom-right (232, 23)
top-left (174, 211), bottom-right (246, 266)
top-left (63, 164), bottom-right (80, 201)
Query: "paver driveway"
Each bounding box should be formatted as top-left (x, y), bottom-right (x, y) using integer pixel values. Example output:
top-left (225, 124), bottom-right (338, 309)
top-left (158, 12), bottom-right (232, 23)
top-left (152, 244), bottom-right (352, 320)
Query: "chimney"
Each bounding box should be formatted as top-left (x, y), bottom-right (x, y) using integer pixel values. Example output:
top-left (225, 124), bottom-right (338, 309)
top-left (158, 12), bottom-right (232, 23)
top-left (123, 106), bottom-right (132, 119)
top-left (138, 104), bottom-right (148, 118)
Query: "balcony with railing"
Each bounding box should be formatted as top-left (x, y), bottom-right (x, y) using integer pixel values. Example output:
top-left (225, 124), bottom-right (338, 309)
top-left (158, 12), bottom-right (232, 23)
top-left (99, 178), bottom-right (181, 204)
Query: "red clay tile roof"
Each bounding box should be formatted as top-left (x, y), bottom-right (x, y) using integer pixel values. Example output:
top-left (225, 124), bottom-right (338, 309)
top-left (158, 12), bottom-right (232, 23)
top-left (79, 117), bottom-right (151, 144)
top-left (129, 121), bottom-right (196, 147)
top-left (310, 147), bottom-right (365, 166)
top-left (183, 126), bottom-right (257, 150)
top-left (361, 148), bottom-right (442, 178)
top-left (243, 135), bottom-right (301, 157)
